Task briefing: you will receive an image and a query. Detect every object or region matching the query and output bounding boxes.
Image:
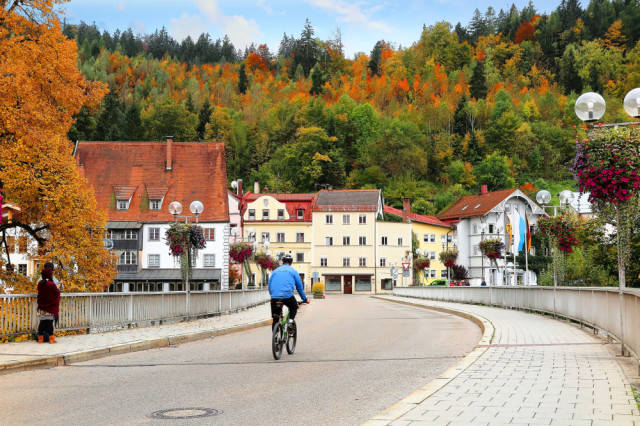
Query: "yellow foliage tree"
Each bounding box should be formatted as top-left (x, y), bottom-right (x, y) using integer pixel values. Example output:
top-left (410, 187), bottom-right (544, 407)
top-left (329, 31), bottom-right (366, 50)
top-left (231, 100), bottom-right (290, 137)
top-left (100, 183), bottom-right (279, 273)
top-left (0, 0), bottom-right (115, 293)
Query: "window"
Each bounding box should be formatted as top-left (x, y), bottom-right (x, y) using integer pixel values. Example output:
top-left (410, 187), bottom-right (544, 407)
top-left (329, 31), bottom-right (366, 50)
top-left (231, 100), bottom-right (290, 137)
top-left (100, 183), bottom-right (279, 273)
top-left (247, 231), bottom-right (256, 242)
top-left (447, 235), bottom-right (453, 242)
top-left (441, 270), bottom-right (448, 278)
top-left (343, 236), bottom-right (350, 245)
top-left (430, 251), bottom-right (436, 260)
top-left (325, 214), bottom-right (333, 224)
top-left (382, 279), bottom-right (393, 290)
top-left (430, 234), bottom-right (436, 243)
top-left (248, 209), bottom-right (256, 220)
top-left (118, 230), bottom-right (137, 240)
top-left (431, 270), bottom-right (437, 278)
top-left (296, 232), bottom-right (305, 243)
top-left (359, 257), bottom-right (366, 267)
top-left (190, 255), bottom-right (196, 267)
top-left (473, 224), bottom-right (478, 234)
top-left (149, 200), bottom-right (161, 210)
top-left (423, 234), bottom-right (429, 242)
top-left (117, 200), bottom-right (129, 210)
top-left (326, 276), bottom-right (341, 290)
top-left (342, 214), bottom-right (350, 225)
top-left (380, 258), bottom-right (386, 267)
top-left (441, 235), bottom-right (446, 244)
top-left (359, 236), bottom-right (366, 246)
top-left (488, 224), bottom-right (495, 234)
top-left (17, 236), bottom-right (27, 253)
top-left (262, 209), bottom-right (269, 220)
top-left (397, 237), bottom-right (403, 246)
top-left (297, 209), bottom-right (304, 219)
top-left (359, 214), bottom-right (367, 224)
top-left (342, 257), bottom-right (350, 267)
top-left (204, 228), bottom-right (215, 241)
top-left (149, 227), bottom-right (160, 241)
top-left (473, 245), bottom-right (480, 256)
top-left (18, 264), bottom-right (27, 275)
top-left (320, 257), bottom-right (328, 267)
top-left (277, 232), bottom-right (285, 243)
top-left (325, 236), bottom-right (333, 246)
top-left (296, 252), bottom-right (304, 263)
top-left (204, 254), bottom-right (215, 267)
top-left (261, 232), bottom-right (270, 243)
top-left (355, 277), bottom-right (371, 291)
top-left (277, 209), bottom-right (285, 220)
top-left (381, 236), bottom-right (388, 246)
top-left (148, 254), bottom-right (160, 268)
top-left (119, 251), bottom-right (137, 265)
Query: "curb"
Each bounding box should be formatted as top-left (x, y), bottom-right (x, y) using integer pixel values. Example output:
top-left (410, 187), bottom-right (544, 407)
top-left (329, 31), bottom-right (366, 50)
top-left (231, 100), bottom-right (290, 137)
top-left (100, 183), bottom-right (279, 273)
top-left (362, 295), bottom-right (494, 426)
top-left (0, 319), bottom-right (272, 376)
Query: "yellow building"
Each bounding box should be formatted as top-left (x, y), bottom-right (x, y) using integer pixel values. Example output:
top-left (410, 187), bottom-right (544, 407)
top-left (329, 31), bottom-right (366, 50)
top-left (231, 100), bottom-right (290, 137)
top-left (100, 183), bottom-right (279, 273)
top-left (311, 189), bottom-right (412, 294)
top-left (384, 204), bottom-right (453, 285)
top-left (241, 193), bottom-right (315, 292)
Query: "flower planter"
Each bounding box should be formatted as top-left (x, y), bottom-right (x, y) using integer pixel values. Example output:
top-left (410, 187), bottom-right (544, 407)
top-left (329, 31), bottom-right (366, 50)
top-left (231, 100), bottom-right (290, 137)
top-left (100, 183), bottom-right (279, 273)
top-left (313, 293), bottom-right (324, 299)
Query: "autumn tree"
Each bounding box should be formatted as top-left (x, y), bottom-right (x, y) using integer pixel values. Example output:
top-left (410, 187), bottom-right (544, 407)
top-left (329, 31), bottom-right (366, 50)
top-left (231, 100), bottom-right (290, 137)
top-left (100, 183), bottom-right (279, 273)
top-left (0, 0), bottom-right (115, 292)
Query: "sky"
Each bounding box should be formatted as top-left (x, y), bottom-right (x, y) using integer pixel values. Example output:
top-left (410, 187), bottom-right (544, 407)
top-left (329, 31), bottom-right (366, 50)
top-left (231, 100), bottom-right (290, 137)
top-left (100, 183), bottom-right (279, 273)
top-left (59, 0), bottom-right (562, 57)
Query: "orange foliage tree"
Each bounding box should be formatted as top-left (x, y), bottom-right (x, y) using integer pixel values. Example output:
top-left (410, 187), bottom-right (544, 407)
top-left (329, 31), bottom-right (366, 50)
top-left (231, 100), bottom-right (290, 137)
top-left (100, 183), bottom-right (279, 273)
top-left (0, 0), bottom-right (115, 292)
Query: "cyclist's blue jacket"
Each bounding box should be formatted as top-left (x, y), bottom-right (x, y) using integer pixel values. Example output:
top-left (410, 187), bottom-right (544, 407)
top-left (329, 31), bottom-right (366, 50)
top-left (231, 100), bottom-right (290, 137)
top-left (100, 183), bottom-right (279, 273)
top-left (268, 264), bottom-right (307, 301)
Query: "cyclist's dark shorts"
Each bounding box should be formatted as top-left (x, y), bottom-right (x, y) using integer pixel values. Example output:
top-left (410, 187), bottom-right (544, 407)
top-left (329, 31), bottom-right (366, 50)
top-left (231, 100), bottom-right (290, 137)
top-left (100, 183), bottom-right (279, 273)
top-left (270, 296), bottom-right (298, 322)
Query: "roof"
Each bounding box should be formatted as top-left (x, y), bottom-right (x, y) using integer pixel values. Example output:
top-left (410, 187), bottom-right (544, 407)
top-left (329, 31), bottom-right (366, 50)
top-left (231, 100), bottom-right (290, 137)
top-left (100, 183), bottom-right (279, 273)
top-left (116, 268), bottom-right (221, 281)
top-left (383, 206), bottom-right (451, 228)
top-left (313, 189), bottom-right (381, 212)
top-left (438, 189), bottom-right (517, 220)
top-left (106, 221), bottom-right (143, 229)
top-left (76, 141), bottom-right (229, 222)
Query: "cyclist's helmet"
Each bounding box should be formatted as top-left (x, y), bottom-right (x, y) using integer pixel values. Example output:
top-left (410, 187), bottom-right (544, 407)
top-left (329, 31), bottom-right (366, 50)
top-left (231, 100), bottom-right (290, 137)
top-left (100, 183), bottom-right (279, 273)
top-left (281, 253), bottom-right (293, 263)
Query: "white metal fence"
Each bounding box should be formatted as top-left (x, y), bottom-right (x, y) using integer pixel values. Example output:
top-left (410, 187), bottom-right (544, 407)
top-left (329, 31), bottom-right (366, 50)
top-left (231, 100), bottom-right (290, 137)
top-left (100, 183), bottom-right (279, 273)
top-left (0, 289), bottom-right (269, 337)
top-left (394, 286), bottom-right (640, 361)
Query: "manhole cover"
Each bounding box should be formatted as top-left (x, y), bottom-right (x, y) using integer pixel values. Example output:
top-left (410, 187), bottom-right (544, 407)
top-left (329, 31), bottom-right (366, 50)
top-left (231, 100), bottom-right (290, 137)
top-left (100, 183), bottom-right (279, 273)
top-left (149, 408), bottom-right (222, 419)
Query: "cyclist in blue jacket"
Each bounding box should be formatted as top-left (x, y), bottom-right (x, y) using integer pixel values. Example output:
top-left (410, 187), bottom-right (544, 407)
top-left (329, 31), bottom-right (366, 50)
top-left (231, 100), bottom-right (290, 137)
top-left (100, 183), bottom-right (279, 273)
top-left (268, 253), bottom-right (309, 328)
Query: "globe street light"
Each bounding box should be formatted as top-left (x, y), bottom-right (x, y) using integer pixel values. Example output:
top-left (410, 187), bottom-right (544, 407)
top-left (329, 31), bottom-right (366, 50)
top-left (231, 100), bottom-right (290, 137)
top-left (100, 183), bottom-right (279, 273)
top-left (574, 88), bottom-right (640, 356)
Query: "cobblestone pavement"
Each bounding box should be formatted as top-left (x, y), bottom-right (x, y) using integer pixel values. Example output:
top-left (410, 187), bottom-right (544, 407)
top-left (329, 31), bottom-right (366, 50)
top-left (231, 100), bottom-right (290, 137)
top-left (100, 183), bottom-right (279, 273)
top-left (366, 296), bottom-right (640, 426)
top-left (0, 303), bottom-right (270, 373)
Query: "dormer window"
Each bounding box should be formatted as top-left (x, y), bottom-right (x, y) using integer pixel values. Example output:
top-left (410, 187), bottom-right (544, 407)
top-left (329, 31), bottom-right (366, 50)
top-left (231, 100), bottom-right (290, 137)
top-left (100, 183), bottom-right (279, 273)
top-left (277, 209), bottom-right (285, 220)
top-left (461, 205), bottom-right (468, 211)
top-left (297, 209), bottom-right (304, 219)
top-left (474, 203), bottom-right (481, 209)
top-left (149, 200), bottom-right (161, 211)
top-left (117, 200), bottom-right (129, 210)
top-left (262, 209), bottom-right (269, 220)
top-left (248, 209), bottom-right (256, 220)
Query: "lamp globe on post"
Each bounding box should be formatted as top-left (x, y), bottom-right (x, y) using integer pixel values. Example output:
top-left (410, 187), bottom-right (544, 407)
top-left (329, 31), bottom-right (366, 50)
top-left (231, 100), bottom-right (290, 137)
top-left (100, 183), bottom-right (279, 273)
top-left (574, 92), bottom-right (606, 122)
top-left (189, 200), bottom-right (204, 223)
top-left (168, 201), bottom-right (183, 222)
top-left (623, 88), bottom-right (640, 119)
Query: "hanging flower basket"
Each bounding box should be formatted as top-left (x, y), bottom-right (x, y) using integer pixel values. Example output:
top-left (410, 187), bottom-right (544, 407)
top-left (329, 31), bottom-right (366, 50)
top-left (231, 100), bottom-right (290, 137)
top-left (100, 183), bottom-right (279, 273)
top-left (229, 242), bottom-right (254, 263)
top-left (413, 257), bottom-right (430, 270)
top-left (165, 223), bottom-right (206, 257)
top-left (255, 252), bottom-right (279, 271)
top-left (439, 251), bottom-right (458, 268)
top-left (479, 239), bottom-right (505, 260)
top-left (537, 214), bottom-right (578, 253)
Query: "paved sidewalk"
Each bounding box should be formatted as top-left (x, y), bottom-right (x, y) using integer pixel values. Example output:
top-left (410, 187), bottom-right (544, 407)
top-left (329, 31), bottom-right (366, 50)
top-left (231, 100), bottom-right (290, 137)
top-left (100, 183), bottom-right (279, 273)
top-left (367, 295), bottom-right (640, 426)
top-left (0, 303), bottom-right (270, 375)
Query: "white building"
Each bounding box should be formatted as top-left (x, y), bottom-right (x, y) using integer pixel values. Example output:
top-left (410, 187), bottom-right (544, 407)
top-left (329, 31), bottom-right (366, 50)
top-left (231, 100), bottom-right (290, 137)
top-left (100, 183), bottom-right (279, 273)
top-left (75, 138), bottom-right (230, 292)
top-left (438, 186), bottom-right (545, 286)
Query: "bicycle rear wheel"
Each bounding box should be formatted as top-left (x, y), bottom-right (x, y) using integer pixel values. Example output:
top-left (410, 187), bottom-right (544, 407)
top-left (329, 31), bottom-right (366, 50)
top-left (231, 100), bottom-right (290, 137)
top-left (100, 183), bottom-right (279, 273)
top-left (286, 321), bottom-right (297, 354)
top-left (272, 323), bottom-right (284, 360)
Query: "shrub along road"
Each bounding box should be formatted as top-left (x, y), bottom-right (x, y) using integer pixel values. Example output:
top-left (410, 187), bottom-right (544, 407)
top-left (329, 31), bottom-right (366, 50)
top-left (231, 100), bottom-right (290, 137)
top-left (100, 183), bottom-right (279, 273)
top-left (0, 295), bottom-right (481, 425)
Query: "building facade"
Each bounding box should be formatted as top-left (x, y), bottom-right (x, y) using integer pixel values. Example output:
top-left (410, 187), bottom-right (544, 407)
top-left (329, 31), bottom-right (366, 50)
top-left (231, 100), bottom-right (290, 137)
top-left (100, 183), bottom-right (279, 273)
top-left (438, 187), bottom-right (545, 286)
top-left (75, 138), bottom-right (230, 292)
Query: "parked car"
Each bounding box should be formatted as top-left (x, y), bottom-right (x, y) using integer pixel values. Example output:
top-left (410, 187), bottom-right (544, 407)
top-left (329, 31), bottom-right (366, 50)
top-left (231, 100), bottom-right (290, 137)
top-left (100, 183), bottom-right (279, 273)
top-left (430, 279), bottom-right (447, 286)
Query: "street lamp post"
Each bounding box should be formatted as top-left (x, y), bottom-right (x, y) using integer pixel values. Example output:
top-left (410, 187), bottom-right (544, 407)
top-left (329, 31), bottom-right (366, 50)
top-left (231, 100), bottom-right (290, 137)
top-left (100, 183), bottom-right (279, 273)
top-left (168, 200), bottom-right (204, 319)
top-left (574, 88), bottom-right (640, 356)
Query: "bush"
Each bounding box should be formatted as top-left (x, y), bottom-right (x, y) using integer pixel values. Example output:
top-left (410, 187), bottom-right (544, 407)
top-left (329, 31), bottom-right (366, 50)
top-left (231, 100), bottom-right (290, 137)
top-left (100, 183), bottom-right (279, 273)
top-left (312, 282), bottom-right (325, 294)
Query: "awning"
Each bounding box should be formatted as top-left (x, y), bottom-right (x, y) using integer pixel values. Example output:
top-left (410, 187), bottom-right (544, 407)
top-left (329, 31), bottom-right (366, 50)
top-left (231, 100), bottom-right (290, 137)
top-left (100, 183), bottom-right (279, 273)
top-left (116, 268), bottom-right (221, 281)
top-left (107, 221), bottom-right (143, 229)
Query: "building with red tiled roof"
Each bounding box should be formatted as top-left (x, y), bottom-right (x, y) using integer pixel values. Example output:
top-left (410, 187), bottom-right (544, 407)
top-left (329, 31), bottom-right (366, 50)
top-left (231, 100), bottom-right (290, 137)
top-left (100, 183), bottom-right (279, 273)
top-left (75, 138), bottom-right (230, 291)
top-left (437, 185), bottom-right (545, 287)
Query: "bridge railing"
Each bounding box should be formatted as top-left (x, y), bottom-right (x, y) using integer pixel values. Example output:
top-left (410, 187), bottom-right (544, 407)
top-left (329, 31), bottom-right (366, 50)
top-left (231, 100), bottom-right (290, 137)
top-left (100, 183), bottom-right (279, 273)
top-left (0, 289), bottom-right (269, 337)
top-left (393, 286), bottom-right (640, 361)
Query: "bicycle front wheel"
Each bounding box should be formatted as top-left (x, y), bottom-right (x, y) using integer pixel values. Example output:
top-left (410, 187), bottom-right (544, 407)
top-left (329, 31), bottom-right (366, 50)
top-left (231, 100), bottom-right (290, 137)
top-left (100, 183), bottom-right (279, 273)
top-left (272, 323), bottom-right (284, 360)
top-left (286, 321), bottom-right (297, 354)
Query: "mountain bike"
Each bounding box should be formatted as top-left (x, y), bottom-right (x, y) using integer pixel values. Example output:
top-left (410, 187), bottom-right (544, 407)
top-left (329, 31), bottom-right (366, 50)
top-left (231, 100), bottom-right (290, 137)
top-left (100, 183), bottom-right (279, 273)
top-left (271, 300), bottom-right (304, 360)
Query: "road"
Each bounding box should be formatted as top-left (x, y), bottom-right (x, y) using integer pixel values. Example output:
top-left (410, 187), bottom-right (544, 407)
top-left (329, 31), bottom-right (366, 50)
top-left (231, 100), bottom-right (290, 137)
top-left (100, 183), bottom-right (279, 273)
top-left (0, 295), bottom-right (481, 425)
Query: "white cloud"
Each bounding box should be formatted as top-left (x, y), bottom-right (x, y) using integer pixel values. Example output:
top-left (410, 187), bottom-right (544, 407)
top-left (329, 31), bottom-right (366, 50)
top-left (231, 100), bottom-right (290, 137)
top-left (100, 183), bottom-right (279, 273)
top-left (305, 0), bottom-right (391, 33)
top-left (115, 2), bottom-right (126, 12)
top-left (169, 13), bottom-right (209, 42)
top-left (167, 0), bottom-right (262, 48)
top-left (256, 0), bottom-right (274, 15)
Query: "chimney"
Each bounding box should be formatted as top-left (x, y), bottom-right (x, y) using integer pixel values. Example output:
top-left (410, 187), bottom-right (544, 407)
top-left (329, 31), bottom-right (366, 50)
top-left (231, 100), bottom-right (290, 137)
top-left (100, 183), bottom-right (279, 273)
top-left (481, 185), bottom-right (488, 195)
top-left (254, 181), bottom-right (260, 194)
top-left (166, 136), bottom-right (173, 171)
top-left (402, 198), bottom-right (411, 223)
top-left (237, 179), bottom-right (243, 196)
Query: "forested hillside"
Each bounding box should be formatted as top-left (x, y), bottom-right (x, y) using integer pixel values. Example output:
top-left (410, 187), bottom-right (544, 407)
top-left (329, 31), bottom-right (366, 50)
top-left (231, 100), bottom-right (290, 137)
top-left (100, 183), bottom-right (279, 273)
top-left (63, 0), bottom-right (640, 214)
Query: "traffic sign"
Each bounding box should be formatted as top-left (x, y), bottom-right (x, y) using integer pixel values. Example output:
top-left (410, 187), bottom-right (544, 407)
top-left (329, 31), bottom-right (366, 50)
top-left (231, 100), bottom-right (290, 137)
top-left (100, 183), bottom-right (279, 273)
top-left (402, 262), bottom-right (410, 272)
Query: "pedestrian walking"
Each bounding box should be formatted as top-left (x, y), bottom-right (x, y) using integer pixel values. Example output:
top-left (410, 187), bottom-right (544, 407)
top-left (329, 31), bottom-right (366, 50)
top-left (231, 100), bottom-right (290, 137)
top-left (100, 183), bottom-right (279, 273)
top-left (37, 262), bottom-right (60, 343)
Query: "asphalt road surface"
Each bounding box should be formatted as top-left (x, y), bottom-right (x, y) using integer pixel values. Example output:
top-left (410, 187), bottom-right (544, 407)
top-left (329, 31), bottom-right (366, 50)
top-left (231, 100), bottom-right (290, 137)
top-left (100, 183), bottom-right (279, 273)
top-left (0, 295), bottom-right (481, 425)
